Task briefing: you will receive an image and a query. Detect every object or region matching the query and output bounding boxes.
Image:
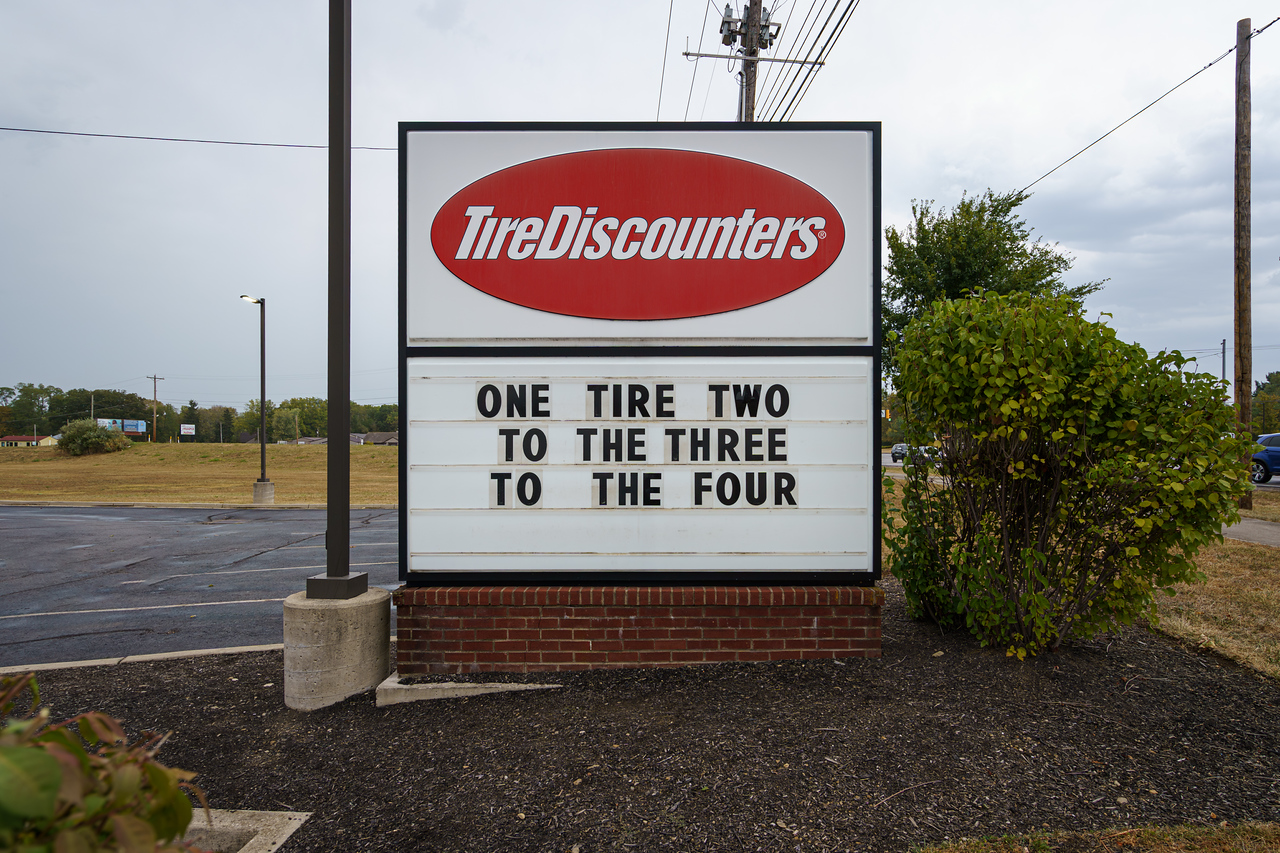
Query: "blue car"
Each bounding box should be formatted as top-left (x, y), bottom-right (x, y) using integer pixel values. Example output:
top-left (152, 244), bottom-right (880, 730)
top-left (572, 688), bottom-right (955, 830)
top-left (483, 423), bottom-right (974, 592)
top-left (1254, 432), bottom-right (1280, 484)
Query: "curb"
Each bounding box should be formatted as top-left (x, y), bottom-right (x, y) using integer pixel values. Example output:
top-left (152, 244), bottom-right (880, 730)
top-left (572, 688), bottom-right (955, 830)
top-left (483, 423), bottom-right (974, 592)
top-left (0, 643), bottom-right (286, 676)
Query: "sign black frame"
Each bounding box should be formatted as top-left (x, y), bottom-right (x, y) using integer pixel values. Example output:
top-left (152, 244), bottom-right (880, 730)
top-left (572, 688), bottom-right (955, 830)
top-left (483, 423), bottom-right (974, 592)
top-left (398, 121), bottom-right (881, 588)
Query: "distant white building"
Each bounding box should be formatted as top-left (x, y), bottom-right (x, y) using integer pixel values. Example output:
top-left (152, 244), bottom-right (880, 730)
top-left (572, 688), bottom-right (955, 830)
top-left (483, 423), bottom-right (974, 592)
top-left (0, 434), bottom-right (58, 447)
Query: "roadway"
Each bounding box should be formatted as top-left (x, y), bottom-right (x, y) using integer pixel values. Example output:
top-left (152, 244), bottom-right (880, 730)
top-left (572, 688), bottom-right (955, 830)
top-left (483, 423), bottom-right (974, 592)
top-left (0, 506), bottom-right (399, 667)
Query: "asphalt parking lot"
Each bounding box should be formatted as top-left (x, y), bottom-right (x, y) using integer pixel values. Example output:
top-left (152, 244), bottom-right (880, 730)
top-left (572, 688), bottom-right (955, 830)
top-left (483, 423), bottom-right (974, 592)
top-left (3, 459), bottom-right (1272, 670)
top-left (0, 506), bottom-right (399, 667)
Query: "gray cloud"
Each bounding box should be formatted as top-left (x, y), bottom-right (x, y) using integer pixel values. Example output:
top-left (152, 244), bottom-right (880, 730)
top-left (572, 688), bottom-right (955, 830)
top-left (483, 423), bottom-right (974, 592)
top-left (2, 0), bottom-right (1278, 412)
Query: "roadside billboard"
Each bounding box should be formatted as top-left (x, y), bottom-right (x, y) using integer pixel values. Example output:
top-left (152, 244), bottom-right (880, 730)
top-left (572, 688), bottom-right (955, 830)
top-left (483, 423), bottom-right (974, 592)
top-left (98, 419), bottom-right (148, 434)
top-left (400, 122), bottom-right (880, 586)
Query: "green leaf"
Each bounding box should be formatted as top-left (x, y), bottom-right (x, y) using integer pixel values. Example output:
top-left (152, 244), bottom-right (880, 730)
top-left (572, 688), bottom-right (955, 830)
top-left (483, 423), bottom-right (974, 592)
top-left (110, 764), bottom-right (142, 805)
top-left (0, 746), bottom-right (61, 819)
top-left (76, 713), bottom-right (122, 746)
top-left (147, 785), bottom-right (193, 842)
top-left (143, 762), bottom-right (177, 801)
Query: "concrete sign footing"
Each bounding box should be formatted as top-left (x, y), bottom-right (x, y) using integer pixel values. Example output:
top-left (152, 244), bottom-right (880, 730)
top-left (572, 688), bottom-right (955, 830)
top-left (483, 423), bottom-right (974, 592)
top-left (283, 588), bottom-right (390, 711)
top-left (182, 809), bottom-right (310, 853)
top-left (253, 480), bottom-right (275, 505)
top-left (375, 671), bottom-right (563, 706)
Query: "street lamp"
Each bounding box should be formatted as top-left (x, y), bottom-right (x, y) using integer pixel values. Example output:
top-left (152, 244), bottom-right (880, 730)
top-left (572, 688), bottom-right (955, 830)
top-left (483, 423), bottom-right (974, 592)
top-left (240, 294), bottom-right (274, 504)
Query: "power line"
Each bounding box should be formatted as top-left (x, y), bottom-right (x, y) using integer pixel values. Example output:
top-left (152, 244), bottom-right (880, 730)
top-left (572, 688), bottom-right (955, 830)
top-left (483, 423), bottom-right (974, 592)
top-left (757, 0), bottom-right (823, 118)
top-left (1182, 344), bottom-right (1280, 354)
top-left (1022, 15), bottom-right (1280, 192)
top-left (683, 0), bottom-right (716, 120)
top-left (698, 52), bottom-right (719, 120)
top-left (785, 0), bottom-right (858, 119)
top-left (759, 0), bottom-right (851, 122)
top-left (752, 0), bottom-right (814, 118)
top-left (0, 125), bottom-right (394, 151)
top-left (769, 0), bottom-right (858, 121)
top-left (657, 0), bottom-right (676, 120)
top-left (762, 0), bottom-right (843, 119)
top-left (755, 0), bottom-right (810, 116)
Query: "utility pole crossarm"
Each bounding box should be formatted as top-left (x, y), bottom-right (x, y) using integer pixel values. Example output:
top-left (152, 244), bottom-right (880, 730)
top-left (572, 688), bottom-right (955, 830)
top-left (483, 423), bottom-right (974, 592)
top-left (681, 51), bottom-right (822, 66)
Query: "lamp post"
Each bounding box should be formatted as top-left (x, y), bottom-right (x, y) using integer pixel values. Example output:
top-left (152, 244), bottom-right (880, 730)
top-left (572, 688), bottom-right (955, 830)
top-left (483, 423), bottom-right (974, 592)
top-left (241, 294), bottom-right (274, 504)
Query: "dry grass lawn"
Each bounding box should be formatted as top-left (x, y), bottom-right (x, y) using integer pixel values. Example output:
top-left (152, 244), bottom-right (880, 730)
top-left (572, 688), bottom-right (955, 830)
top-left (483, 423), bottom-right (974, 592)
top-left (0, 443), bottom-right (397, 505)
top-left (1240, 487), bottom-right (1280, 523)
top-left (1156, 536), bottom-right (1280, 681)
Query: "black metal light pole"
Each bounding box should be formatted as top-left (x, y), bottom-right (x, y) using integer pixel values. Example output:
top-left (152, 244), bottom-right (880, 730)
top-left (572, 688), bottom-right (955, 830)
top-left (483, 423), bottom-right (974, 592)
top-left (241, 295), bottom-right (272, 500)
top-left (308, 0), bottom-right (366, 599)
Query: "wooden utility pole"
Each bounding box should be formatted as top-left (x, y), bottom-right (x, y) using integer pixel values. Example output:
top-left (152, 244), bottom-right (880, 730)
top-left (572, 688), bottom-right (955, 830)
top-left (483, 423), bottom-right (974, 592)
top-left (742, 0), bottom-right (763, 121)
top-left (147, 374), bottom-right (163, 443)
top-left (1235, 18), bottom-right (1253, 508)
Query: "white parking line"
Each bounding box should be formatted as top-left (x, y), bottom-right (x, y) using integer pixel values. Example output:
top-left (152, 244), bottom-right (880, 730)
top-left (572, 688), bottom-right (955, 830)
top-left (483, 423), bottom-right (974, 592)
top-left (0, 598), bottom-right (289, 621)
top-left (280, 542), bottom-right (397, 550)
top-left (118, 561), bottom-right (398, 584)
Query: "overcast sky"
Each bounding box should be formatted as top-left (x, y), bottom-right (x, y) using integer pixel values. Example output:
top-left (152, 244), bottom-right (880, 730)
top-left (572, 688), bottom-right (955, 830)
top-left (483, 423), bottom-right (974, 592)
top-left (2, 1), bottom-right (1278, 413)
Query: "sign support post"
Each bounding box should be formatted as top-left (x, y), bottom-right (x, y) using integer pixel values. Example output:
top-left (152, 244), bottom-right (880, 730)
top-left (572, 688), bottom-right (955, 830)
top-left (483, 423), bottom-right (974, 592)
top-left (312, 0), bottom-right (366, 599)
top-left (283, 0), bottom-right (385, 713)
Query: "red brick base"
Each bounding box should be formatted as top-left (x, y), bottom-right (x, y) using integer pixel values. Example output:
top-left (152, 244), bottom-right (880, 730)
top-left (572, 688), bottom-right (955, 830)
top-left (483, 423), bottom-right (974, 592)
top-left (392, 586), bottom-right (883, 674)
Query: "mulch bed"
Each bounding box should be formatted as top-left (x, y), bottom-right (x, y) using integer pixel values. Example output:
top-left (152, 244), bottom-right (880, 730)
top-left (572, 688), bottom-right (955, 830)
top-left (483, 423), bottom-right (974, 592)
top-left (26, 577), bottom-right (1280, 852)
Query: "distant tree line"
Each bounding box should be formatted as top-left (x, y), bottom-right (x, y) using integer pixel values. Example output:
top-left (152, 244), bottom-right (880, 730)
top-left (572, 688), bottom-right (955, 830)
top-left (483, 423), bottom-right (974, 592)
top-left (1255, 371), bottom-right (1280, 436)
top-left (0, 383), bottom-right (397, 444)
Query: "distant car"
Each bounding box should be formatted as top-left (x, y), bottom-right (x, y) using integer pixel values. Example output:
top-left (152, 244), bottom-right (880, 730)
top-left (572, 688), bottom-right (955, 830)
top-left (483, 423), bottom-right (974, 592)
top-left (904, 445), bottom-right (940, 469)
top-left (1253, 432), bottom-right (1280, 484)
top-left (890, 443), bottom-right (909, 462)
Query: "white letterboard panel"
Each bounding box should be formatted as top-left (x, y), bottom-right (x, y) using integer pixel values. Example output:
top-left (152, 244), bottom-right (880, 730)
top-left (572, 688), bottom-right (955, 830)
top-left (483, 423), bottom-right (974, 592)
top-left (404, 356), bottom-right (873, 574)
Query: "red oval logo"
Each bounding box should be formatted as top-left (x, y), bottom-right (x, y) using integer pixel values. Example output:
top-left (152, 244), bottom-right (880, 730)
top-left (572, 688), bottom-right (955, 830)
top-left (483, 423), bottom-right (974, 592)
top-left (430, 149), bottom-right (844, 320)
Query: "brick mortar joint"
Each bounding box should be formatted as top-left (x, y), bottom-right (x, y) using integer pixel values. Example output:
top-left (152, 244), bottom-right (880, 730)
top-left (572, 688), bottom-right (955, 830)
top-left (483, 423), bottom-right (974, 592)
top-left (394, 585), bottom-right (883, 607)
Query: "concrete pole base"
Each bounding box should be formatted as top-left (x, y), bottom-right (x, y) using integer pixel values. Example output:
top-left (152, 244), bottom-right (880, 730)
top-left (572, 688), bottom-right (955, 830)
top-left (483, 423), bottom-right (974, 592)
top-left (284, 588), bottom-right (390, 711)
top-left (253, 480), bottom-right (275, 505)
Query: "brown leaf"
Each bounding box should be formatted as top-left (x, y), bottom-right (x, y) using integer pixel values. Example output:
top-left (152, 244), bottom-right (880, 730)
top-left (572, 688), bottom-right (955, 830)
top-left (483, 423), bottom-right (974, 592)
top-left (110, 813), bottom-right (156, 853)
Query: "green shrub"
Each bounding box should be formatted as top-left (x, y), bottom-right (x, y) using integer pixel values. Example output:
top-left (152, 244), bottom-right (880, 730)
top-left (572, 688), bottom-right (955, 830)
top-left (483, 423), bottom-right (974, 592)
top-left (0, 672), bottom-right (208, 852)
top-left (884, 292), bottom-right (1254, 657)
top-left (58, 419), bottom-right (133, 457)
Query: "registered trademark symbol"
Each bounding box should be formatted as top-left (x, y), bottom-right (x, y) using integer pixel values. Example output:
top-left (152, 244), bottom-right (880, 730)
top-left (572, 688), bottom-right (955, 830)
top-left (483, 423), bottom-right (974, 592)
top-left (817, 230), bottom-right (827, 239)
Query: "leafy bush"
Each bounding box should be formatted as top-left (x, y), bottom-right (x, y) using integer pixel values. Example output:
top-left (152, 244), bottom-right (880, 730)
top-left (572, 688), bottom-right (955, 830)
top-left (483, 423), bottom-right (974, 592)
top-left (884, 292), bottom-right (1253, 657)
top-left (0, 672), bottom-right (208, 852)
top-left (58, 419), bottom-right (133, 457)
